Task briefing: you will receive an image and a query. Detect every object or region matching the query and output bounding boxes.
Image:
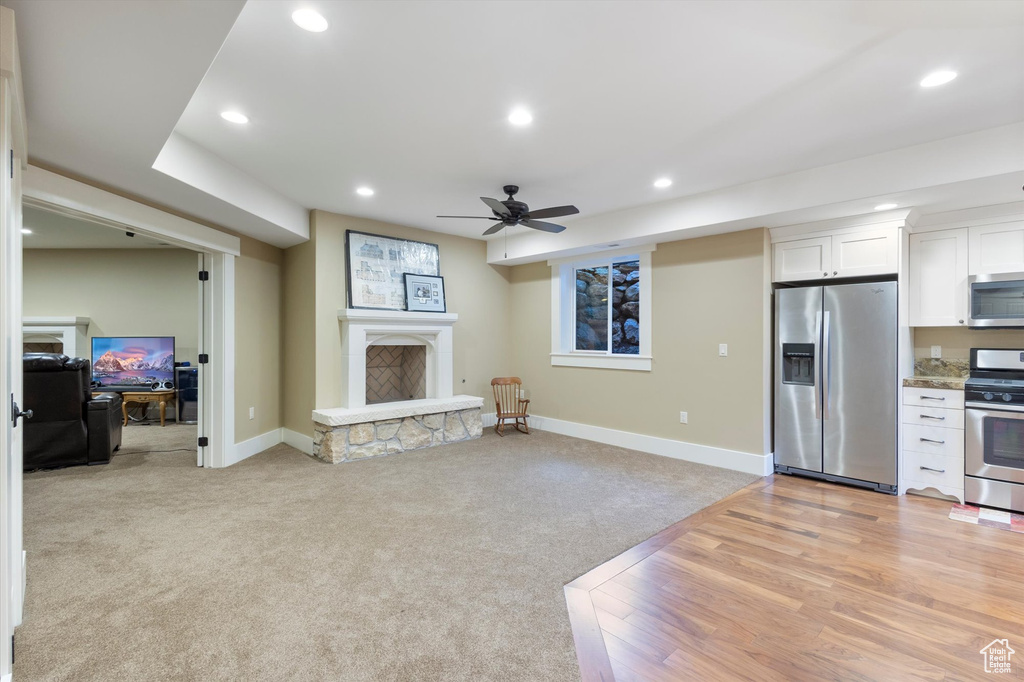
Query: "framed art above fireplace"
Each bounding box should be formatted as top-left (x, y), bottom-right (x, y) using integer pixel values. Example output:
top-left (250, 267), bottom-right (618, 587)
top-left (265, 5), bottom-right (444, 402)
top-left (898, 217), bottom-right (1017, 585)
top-left (345, 230), bottom-right (440, 311)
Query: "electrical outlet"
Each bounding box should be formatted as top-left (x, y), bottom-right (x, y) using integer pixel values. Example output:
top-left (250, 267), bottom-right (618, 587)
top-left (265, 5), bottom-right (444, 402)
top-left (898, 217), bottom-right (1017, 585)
top-left (249, 406), bottom-right (255, 420)
top-left (719, 344), bottom-right (728, 357)
top-left (930, 345), bottom-right (942, 359)
top-left (679, 411), bottom-right (688, 424)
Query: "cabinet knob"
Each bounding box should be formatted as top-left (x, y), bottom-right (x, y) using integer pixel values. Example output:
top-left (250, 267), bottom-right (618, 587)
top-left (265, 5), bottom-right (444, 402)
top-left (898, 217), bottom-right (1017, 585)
top-left (833, 271), bottom-right (838, 276)
top-left (823, 272), bottom-right (828, 277)
top-left (959, 320), bottom-right (964, 324)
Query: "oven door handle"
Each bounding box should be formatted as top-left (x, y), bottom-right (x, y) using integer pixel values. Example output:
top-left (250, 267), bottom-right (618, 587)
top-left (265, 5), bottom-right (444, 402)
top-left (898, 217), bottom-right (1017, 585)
top-left (966, 401), bottom-right (1024, 414)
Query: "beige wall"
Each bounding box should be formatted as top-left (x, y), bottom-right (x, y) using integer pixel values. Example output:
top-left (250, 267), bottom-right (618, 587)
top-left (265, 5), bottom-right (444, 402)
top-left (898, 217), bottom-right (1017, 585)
top-left (23, 248), bottom-right (199, 361)
top-left (914, 327), bottom-right (1024, 360)
top-left (234, 236), bottom-right (284, 442)
top-left (282, 234), bottom-right (315, 435)
top-left (509, 228), bottom-right (771, 456)
top-left (279, 210), bottom-right (513, 437)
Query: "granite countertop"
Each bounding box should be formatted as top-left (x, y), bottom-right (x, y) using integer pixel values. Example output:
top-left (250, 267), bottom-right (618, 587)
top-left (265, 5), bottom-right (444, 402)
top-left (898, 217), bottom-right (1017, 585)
top-left (903, 375), bottom-right (967, 390)
top-left (902, 358), bottom-right (968, 391)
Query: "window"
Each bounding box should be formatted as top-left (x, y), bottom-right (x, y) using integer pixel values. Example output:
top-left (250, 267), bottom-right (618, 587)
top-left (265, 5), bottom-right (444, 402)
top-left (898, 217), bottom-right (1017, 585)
top-left (550, 247), bottom-right (653, 370)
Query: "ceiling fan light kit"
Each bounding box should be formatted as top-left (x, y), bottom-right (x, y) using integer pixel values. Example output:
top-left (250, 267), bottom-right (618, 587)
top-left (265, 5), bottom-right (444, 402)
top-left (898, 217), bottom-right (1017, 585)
top-left (437, 185), bottom-right (579, 235)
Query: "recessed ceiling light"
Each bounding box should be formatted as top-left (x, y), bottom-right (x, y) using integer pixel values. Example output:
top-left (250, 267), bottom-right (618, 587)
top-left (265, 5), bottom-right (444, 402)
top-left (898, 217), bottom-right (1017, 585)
top-left (356, 187), bottom-right (375, 197)
top-left (508, 108), bottom-right (533, 126)
top-left (220, 110), bottom-right (249, 124)
top-left (920, 70), bottom-right (957, 88)
top-left (653, 178), bottom-right (672, 189)
top-left (292, 8), bottom-right (328, 32)
top-left (21, 228), bottom-right (31, 234)
top-left (874, 203), bottom-right (898, 211)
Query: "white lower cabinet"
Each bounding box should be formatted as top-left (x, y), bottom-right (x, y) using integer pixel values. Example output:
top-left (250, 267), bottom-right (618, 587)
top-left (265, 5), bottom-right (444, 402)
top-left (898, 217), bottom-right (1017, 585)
top-left (900, 387), bottom-right (964, 502)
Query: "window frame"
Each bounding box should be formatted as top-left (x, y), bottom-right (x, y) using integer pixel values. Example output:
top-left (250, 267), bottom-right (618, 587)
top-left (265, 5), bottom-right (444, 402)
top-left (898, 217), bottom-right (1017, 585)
top-left (549, 245), bottom-right (654, 371)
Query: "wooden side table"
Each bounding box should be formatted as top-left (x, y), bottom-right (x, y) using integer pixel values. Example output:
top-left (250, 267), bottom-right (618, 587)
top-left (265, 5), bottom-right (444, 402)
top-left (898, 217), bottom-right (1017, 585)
top-left (96, 390), bottom-right (177, 427)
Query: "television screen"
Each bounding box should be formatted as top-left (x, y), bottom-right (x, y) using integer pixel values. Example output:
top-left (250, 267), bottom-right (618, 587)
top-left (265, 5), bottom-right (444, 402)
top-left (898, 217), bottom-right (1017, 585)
top-left (91, 336), bottom-right (175, 390)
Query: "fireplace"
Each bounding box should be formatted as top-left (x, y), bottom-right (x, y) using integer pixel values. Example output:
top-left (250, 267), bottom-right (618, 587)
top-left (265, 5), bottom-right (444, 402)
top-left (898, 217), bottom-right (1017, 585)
top-left (311, 309), bottom-right (484, 464)
top-left (366, 344), bottom-right (426, 404)
top-left (337, 309), bottom-right (458, 409)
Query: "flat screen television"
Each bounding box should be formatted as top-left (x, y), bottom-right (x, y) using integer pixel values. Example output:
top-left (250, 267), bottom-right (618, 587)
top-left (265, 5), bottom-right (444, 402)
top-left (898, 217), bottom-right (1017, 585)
top-left (91, 336), bottom-right (175, 391)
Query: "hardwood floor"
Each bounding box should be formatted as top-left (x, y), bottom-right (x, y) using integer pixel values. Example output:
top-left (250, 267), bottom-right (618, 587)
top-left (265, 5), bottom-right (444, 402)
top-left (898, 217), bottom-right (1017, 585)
top-left (564, 474), bottom-right (1024, 681)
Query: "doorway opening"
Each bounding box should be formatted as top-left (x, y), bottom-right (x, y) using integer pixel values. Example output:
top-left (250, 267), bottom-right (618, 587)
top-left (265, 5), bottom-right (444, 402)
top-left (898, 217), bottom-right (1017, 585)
top-left (21, 204), bottom-right (203, 467)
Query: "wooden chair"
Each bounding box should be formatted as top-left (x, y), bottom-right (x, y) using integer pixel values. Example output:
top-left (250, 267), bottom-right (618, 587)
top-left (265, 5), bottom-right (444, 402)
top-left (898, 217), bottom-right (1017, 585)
top-left (491, 377), bottom-right (530, 437)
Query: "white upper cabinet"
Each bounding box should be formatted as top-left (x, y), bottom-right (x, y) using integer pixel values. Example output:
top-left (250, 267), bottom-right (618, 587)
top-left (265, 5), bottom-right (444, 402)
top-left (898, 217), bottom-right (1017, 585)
top-left (831, 228), bottom-right (898, 278)
top-left (909, 228), bottom-right (968, 327)
top-left (969, 221), bottom-right (1024, 275)
top-left (773, 237), bottom-right (831, 282)
top-left (772, 227), bottom-right (897, 282)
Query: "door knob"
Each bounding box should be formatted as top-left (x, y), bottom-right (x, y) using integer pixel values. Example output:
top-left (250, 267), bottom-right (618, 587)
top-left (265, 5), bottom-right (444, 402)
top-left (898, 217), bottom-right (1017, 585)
top-left (11, 397), bottom-right (33, 427)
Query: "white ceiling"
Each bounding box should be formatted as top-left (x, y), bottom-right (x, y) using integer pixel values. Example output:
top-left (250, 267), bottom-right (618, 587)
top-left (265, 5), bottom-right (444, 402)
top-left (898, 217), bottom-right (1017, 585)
top-left (22, 206), bottom-right (176, 249)
top-left (4, 0), bottom-right (1024, 254)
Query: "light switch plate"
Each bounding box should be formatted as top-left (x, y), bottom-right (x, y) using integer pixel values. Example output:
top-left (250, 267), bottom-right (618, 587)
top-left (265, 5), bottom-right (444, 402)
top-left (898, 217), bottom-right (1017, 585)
top-left (719, 344), bottom-right (728, 357)
top-left (249, 406), bottom-right (255, 420)
top-left (679, 411), bottom-right (688, 424)
top-left (930, 345), bottom-right (941, 359)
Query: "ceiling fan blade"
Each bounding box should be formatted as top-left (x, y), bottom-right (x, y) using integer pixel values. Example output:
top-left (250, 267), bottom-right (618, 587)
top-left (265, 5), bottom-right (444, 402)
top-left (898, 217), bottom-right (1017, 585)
top-left (482, 223), bottom-right (506, 236)
top-left (437, 215), bottom-right (500, 219)
top-left (521, 219), bottom-right (566, 234)
top-left (527, 205), bottom-right (579, 220)
top-left (480, 197), bottom-right (511, 216)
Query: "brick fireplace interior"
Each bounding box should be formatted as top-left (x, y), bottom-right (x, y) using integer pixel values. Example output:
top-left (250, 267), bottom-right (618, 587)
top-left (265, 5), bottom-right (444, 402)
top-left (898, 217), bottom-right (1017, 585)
top-left (365, 344), bottom-right (427, 404)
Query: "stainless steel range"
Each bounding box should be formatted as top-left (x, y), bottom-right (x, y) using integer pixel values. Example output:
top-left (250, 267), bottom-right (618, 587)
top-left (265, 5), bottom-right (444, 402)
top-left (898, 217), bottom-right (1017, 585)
top-left (964, 349), bottom-right (1024, 513)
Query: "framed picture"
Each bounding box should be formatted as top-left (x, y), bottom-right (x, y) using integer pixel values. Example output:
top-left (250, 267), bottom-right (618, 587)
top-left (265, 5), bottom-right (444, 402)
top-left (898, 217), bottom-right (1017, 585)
top-left (345, 230), bottom-right (440, 310)
top-left (404, 273), bottom-right (446, 313)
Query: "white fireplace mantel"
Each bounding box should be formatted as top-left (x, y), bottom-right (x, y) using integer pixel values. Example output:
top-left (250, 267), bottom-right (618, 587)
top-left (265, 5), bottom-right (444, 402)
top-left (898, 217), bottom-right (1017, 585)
top-left (23, 316), bottom-right (91, 358)
top-left (337, 308), bottom-right (458, 409)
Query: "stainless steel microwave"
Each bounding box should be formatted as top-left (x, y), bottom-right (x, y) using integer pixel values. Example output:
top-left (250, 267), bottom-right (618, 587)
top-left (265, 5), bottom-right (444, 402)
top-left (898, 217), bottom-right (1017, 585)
top-left (969, 272), bottom-right (1024, 328)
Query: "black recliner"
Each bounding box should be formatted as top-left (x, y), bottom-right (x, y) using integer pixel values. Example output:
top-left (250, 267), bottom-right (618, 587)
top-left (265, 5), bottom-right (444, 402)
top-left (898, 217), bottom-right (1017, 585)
top-left (22, 353), bottom-right (123, 471)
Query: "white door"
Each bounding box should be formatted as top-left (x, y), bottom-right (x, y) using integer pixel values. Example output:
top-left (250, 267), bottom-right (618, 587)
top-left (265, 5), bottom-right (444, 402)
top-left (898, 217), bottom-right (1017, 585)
top-left (909, 229), bottom-right (969, 327)
top-left (773, 237), bottom-right (832, 282)
top-left (1, 76), bottom-right (26, 678)
top-left (197, 253), bottom-right (206, 467)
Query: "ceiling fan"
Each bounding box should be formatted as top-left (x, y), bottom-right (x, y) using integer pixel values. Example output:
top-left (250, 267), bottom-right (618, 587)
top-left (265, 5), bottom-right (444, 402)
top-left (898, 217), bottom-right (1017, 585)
top-left (437, 185), bottom-right (579, 235)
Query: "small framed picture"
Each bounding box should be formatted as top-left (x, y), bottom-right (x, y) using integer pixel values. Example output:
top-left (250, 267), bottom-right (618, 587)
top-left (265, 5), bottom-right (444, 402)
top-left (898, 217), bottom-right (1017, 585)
top-left (403, 273), bottom-right (446, 313)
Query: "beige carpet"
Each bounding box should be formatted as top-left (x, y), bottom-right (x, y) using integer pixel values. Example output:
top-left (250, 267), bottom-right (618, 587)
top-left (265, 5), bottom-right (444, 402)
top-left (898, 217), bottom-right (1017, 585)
top-left (17, 430), bottom-right (759, 681)
top-left (116, 421), bottom-right (198, 457)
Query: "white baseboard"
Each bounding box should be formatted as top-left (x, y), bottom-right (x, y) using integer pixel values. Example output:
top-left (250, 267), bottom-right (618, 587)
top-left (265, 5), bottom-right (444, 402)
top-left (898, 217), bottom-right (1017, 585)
top-left (282, 427), bottom-right (314, 455)
top-left (527, 414), bottom-right (773, 477)
top-left (229, 428), bottom-right (283, 466)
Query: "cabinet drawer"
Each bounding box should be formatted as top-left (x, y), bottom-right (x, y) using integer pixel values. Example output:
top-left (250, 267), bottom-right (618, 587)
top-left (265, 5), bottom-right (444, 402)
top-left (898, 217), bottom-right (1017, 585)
top-left (901, 423), bottom-right (964, 458)
top-left (902, 406), bottom-right (965, 429)
top-left (902, 450), bottom-right (964, 490)
top-left (902, 387), bottom-right (964, 410)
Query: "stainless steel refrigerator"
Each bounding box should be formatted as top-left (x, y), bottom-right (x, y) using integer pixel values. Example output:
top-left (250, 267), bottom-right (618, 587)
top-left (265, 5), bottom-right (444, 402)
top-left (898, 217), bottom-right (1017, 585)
top-left (774, 281), bottom-right (897, 492)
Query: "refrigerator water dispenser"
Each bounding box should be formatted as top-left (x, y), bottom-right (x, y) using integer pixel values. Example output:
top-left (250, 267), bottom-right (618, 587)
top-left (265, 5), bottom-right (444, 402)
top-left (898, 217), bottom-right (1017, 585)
top-left (781, 343), bottom-right (815, 386)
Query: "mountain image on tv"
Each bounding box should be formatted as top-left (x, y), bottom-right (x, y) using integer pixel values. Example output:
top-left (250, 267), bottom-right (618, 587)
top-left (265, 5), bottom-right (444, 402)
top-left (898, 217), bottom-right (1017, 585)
top-left (91, 337), bottom-right (174, 388)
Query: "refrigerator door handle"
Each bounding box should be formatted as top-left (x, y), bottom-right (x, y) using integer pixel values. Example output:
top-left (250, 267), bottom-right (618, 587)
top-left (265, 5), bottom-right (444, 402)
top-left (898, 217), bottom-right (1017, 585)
top-left (822, 311), bottom-right (831, 420)
top-left (814, 311), bottom-right (823, 419)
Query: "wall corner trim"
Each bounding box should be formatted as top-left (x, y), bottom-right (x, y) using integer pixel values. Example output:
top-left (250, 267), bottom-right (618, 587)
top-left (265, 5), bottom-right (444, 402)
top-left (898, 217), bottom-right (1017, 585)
top-left (229, 428), bottom-right (284, 467)
top-left (528, 414), bottom-right (773, 476)
top-left (282, 428), bottom-right (314, 455)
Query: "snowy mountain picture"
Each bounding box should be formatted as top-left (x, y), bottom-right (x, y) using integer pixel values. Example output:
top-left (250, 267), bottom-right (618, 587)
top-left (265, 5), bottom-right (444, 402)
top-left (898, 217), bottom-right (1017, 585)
top-left (91, 337), bottom-right (175, 388)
